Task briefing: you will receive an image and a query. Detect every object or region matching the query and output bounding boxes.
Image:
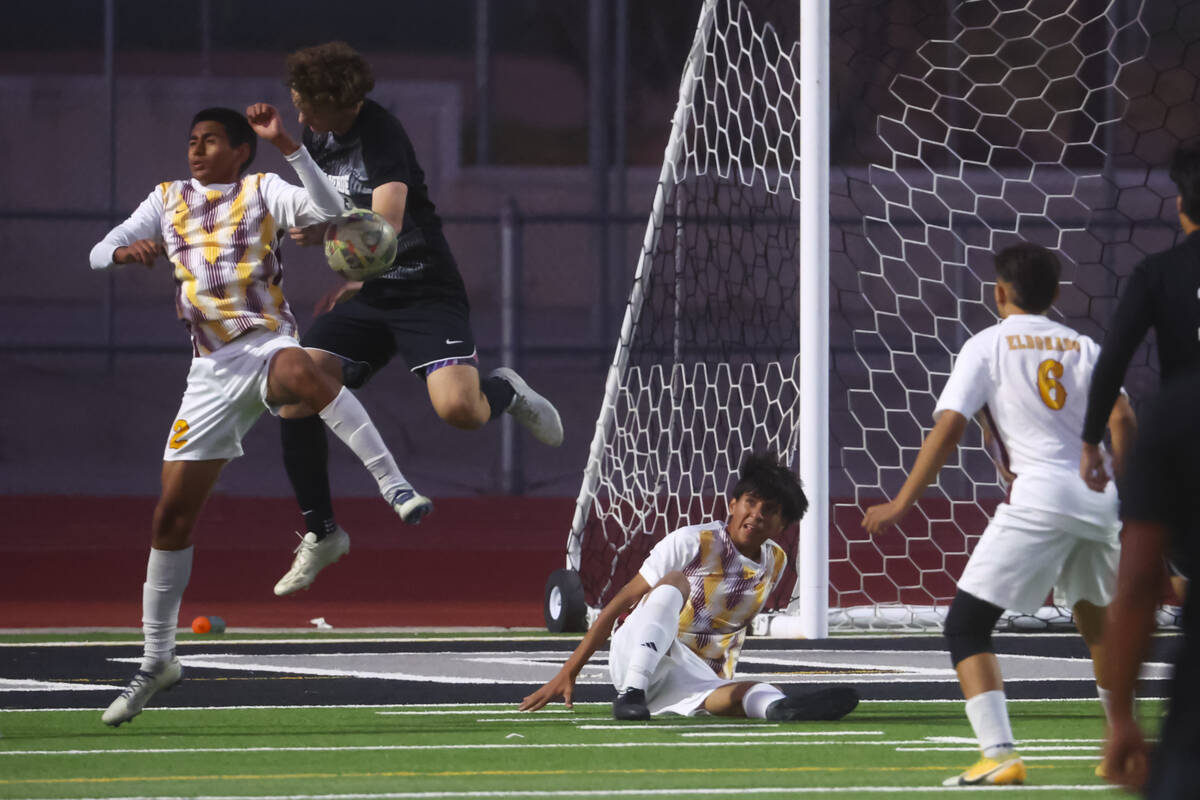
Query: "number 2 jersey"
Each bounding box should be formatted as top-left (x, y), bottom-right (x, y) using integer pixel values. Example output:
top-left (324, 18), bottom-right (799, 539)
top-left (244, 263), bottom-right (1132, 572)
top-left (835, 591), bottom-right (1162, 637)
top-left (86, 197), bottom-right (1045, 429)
top-left (934, 313), bottom-right (1119, 534)
top-left (636, 521), bottom-right (787, 679)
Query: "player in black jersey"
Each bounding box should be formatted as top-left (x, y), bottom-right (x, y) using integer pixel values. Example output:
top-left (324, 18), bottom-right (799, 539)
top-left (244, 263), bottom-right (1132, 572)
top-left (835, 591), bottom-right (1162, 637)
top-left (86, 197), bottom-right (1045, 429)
top-left (1101, 371), bottom-right (1200, 796)
top-left (1081, 142), bottom-right (1200, 492)
top-left (1080, 142), bottom-right (1200, 608)
top-left (272, 42), bottom-right (563, 596)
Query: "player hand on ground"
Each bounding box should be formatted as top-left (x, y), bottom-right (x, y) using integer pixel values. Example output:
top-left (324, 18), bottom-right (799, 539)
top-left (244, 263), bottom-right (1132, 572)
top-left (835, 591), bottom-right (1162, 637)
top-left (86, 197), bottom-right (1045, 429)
top-left (1102, 717), bottom-right (1148, 789)
top-left (314, 281), bottom-right (363, 315)
top-left (114, 239), bottom-right (163, 267)
top-left (246, 103), bottom-right (285, 141)
top-left (288, 223), bottom-right (329, 247)
top-left (518, 671), bottom-right (576, 712)
top-left (1080, 442), bottom-right (1110, 492)
top-left (862, 501), bottom-right (905, 535)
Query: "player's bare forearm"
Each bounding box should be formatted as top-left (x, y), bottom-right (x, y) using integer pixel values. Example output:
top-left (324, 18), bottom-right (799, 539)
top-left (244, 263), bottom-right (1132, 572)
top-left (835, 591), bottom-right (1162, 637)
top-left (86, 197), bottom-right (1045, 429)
top-left (1103, 519), bottom-right (1166, 722)
top-left (518, 574), bottom-right (651, 711)
top-left (862, 412), bottom-right (966, 535)
top-left (371, 181), bottom-right (409, 234)
top-left (1105, 394), bottom-right (1137, 484)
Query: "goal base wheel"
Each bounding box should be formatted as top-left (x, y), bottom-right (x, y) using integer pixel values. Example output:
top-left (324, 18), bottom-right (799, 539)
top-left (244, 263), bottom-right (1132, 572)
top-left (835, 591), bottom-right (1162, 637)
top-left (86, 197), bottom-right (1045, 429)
top-left (543, 568), bottom-right (588, 633)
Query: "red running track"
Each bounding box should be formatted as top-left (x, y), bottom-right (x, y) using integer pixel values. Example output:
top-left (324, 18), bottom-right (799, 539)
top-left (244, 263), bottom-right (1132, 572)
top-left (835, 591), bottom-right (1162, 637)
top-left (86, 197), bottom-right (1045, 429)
top-left (0, 496), bottom-right (570, 629)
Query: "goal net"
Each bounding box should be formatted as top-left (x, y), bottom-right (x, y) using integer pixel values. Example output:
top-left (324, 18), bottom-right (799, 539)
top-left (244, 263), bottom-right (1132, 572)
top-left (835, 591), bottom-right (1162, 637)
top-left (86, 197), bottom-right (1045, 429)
top-left (560, 0), bottom-right (1179, 633)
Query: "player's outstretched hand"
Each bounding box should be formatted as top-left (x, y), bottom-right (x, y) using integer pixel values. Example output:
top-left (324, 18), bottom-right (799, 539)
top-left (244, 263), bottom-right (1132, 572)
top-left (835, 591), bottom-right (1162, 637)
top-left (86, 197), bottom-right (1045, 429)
top-left (288, 224), bottom-right (329, 247)
top-left (518, 670), bottom-right (577, 712)
top-left (114, 238), bottom-right (163, 267)
top-left (1080, 442), bottom-right (1110, 492)
top-left (314, 281), bottom-right (363, 315)
top-left (862, 500), bottom-right (905, 536)
top-left (1102, 717), bottom-right (1148, 790)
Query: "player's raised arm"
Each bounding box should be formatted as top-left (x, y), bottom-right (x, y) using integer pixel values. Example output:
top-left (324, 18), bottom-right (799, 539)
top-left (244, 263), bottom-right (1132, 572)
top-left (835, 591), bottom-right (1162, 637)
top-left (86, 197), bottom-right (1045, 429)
top-left (518, 574), bottom-right (652, 712)
top-left (862, 411), bottom-right (968, 535)
top-left (247, 102), bottom-right (344, 228)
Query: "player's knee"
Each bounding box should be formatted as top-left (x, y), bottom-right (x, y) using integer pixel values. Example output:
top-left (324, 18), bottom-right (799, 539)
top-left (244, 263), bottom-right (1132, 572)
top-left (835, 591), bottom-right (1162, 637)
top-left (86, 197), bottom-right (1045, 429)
top-left (944, 590), bottom-right (1004, 667)
top-left (656, 571), bottom-right (690, 601)
top-left (434, 395), bottom-right (487, 430)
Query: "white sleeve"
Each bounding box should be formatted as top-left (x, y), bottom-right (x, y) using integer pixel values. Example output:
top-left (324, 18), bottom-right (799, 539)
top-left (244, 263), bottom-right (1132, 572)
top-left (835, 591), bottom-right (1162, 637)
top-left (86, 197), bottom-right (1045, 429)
top-left (88, 188), bottom-right (164, 271)
top-left (638, 528), bottom-right (701, 586)
top-left (261, 147), bottom-right (346, 229)
top-left (934, 334), bottom-right (993, 420)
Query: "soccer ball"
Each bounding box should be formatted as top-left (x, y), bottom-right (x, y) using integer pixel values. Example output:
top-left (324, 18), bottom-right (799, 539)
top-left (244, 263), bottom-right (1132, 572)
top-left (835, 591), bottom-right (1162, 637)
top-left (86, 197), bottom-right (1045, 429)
top-left (323, 209), bottom-right (398, 281)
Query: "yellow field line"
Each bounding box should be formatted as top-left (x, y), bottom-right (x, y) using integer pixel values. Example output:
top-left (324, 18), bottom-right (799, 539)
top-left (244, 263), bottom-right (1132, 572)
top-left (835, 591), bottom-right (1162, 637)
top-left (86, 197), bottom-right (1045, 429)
top-left (0, 763), bottom-right (1061, 786)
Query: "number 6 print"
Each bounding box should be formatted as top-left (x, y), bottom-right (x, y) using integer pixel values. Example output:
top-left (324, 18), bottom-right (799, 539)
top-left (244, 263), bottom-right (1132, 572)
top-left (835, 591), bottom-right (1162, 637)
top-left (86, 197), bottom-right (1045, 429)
top-left (1037, 359), bottom-right (1066, 410)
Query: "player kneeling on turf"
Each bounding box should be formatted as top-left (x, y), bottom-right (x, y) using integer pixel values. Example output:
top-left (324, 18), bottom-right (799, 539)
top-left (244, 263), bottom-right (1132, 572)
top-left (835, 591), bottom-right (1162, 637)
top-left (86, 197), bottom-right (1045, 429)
top-left (520, 451), bottom-right (859, 722)
top-left (862, 242), bottom-right (1137, 786)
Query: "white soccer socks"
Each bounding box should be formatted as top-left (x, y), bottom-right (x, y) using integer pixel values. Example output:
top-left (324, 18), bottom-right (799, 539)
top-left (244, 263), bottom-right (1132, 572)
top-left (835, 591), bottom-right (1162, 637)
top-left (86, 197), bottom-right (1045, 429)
top-left (742, 683), bottom-right (788, 719)
top-left (965, 689), bottom-right (1016, 759)
top-left (622, 585), bottom-right (685, 691)
top-left (318, 386), bottom-right (412, 501)
top-left (1097, 685), bottom-right (1114, 724)
top-left (140, 546), bottom-right (193, 671)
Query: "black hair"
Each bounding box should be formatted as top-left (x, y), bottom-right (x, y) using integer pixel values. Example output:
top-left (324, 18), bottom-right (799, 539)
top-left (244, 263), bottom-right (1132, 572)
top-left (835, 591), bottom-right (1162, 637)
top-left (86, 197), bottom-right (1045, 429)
top-left (992, 242), bottom-right (1061, 314)
top-left (730, 450), bottom-right (809, 526)
top-left (1170, 140), bottom-right (1200, 223)
top-left (190, 107), bottom-right (256, 175)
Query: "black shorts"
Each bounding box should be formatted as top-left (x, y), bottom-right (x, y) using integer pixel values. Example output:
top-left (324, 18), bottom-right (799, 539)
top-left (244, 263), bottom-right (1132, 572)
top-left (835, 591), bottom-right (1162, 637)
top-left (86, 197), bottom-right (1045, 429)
top-left (300, 293), bottom-right (477, 387)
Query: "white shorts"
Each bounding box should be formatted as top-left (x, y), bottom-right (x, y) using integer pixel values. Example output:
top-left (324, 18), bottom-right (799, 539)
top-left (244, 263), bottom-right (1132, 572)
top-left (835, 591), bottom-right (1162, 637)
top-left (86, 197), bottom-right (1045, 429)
top-left (958, 503), bottom-right (1120, 613)
top-left (163, 329), bottom-right (300, 462)
top-left (608, 604), bottom-right (733, 716)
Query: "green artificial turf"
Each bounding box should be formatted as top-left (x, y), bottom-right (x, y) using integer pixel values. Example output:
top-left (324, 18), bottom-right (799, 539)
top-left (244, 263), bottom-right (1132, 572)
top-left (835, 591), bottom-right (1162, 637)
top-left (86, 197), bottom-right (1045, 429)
top-left (0, 699), bottom-right (1157, 799)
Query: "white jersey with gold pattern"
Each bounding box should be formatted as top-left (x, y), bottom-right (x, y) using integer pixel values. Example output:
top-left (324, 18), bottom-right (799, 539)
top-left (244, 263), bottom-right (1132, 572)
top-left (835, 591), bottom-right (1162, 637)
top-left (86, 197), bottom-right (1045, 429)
top-left (638, 521), bottom-right (787, 679)
top-left (89, 147), bottom-right (343, 355)
top-left (934, 313), bottom-right (1120, 532)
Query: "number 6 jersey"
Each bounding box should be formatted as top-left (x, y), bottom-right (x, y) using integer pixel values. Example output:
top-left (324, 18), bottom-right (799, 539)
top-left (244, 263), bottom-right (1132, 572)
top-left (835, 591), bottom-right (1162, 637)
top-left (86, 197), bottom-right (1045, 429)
top-left (934, 313), bottom-right (1119, 533)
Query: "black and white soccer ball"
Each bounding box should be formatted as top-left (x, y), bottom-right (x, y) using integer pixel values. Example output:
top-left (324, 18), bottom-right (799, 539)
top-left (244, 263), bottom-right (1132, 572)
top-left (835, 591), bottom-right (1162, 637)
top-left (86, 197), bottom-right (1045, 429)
top-left (323, 208), bottom-right (398, 281)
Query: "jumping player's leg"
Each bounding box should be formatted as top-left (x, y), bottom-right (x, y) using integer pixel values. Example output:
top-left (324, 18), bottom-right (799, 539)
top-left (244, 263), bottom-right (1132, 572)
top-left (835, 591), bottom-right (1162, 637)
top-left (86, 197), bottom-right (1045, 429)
top-left (426, 361), bottom-right (563, 446)
top-left (269, 347), bottom-right (430, 521)
top-left (278, 349), bottom-right (343, 540)
top-left (425, 363), bottom-right (493, 429)
top-left (103, 458), bottom-right (225, 726)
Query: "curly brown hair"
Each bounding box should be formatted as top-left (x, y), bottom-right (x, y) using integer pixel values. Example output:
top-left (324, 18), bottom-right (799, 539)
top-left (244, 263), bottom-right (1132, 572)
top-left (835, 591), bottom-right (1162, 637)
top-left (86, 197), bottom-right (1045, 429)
top-left (286, 41), bottom-right (375, 111)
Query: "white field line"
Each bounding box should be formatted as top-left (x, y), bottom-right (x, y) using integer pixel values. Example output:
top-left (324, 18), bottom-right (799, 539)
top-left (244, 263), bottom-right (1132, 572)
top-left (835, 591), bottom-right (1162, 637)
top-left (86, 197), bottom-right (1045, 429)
top-left (0, 636), bottom-right (573, 647)
top-left (572, 723), bottom-right (788, 731)
top-left (9, 786), bottom-right (1124, 799)
top-left (0, 697), bottom-right (1167, 713)
top-left (680, 730), bottom-right (885, 738)
top-left (0, 679), bottom-right (112, 692)
top-left (896, 745), bottom-right (1100, 752)
top-left (0, 740), bottom-right (958, 756)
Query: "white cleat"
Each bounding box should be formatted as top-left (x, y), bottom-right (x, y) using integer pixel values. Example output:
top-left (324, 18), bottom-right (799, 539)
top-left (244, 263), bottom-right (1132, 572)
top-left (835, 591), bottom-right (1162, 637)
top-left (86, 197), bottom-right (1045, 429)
top-left (102, 656), bottom-right (183, 727)
top-left (490, 367), bottom-right (563, 446)
top-left (391, 487), bottom-right (433, 524)
top-left (273, 528), bottom-right (351, 596)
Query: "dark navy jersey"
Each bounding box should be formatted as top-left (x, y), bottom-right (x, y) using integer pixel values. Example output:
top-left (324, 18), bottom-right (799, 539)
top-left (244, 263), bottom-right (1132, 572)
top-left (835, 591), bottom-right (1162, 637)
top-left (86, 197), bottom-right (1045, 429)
top-left (1082, 230), bottom-right (1200, 443)
top-left (303, 98), bottom-right (466, 303)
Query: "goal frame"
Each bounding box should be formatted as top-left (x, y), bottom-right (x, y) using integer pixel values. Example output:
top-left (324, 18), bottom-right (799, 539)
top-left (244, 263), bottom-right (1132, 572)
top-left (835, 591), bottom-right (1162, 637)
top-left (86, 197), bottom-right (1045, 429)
top-left (563, 0), bottom-right (829, 636)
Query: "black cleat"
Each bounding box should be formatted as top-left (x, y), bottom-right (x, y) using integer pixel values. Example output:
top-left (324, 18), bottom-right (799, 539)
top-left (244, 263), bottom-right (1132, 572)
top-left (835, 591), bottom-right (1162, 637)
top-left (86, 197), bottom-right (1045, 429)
top-left (612, 687), bottom-right (650, 721)
top-left (766, 686), bottom-right (860, 721)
